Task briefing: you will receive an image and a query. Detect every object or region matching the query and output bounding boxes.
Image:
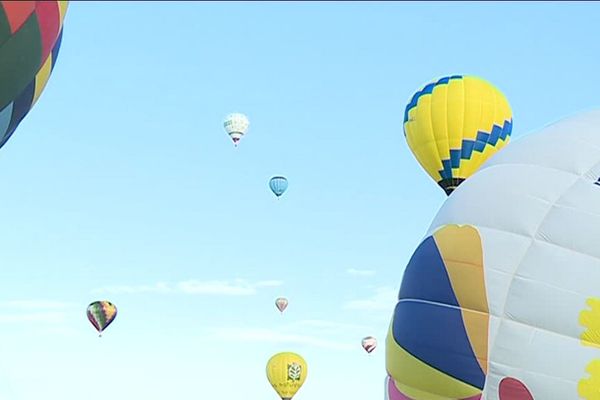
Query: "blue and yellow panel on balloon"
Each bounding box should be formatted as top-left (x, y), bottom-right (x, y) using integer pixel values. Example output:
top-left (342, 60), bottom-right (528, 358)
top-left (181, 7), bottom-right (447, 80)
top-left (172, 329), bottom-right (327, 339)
top-left (386, 225), bottom-right (489, 400)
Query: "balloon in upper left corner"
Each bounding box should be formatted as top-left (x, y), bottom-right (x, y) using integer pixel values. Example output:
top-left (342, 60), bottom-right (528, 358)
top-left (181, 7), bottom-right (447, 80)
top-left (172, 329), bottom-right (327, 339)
top-left (0, 1), bottom-right (68, 150)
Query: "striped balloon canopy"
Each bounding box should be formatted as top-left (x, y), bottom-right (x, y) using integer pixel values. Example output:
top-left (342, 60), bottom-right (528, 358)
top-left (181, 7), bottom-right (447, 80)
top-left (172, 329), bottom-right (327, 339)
top-left (87, 300), bottom-right (117, 336)
top-left (403, 75), bottom-right (512, 195)
top-left (269, 176), bottom-right (288, 198)
top-left (362, 336), bottom-right (377, 353)
top-left (275, 297), bottom-right (288, 313)
top-left (0, 1), bottom-right (68, 149)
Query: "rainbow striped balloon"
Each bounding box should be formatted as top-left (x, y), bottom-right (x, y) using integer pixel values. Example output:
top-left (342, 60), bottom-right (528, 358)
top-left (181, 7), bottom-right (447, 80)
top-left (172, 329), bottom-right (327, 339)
top-left (87, 301), bottom-right (117, 336)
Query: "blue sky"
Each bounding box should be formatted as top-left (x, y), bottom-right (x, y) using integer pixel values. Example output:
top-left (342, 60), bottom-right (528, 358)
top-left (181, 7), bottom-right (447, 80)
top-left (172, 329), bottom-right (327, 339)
top-left (0, 2), bottom-right (599, 399)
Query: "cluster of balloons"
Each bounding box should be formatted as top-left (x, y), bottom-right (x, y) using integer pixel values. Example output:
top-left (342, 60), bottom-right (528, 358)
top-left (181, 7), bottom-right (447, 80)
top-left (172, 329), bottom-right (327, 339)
top-left (12, 2), bottom-right (594, 398)
top-left (386, 75), bottom-right (516, 399)
top-left (387, 75), bottom-right (600, 399)
top-left (223, 114), bottom-right (289, 199)
top-left (222, 114), bottom-right (306, 398)
top-left (223, 107), bottom-right (382, 400)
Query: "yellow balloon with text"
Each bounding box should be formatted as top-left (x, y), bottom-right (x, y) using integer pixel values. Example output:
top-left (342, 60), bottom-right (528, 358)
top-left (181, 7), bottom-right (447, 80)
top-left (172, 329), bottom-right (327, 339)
top-left (266, 352), bottom-right (307, 400)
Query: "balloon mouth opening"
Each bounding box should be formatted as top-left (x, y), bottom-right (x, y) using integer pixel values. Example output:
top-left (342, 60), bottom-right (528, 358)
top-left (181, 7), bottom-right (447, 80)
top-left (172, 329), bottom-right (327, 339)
top-left (229, 133), bottom-right (243, 145)
top-left (439, 178), bottom-right (466, 195)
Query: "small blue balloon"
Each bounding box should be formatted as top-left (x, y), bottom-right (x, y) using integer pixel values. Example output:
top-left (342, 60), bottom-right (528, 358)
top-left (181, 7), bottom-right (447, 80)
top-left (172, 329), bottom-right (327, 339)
top-left (269, 176), bottom-right (288, 197)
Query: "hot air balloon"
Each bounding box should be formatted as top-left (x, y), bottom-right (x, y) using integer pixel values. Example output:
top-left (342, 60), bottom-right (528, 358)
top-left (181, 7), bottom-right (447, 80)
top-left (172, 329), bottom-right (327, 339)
top-left (266, 352), bottom-right (307, 400)
top-left (275, 297), bottom-right (288, 313)
top-left (224, 113), bottom-right (249, 146)
top-left (403, 75), bottom-right (512, 195)
top-left (362, 336), bottom-right (377, 354)
top-left (0, 2), bottom-right (68, 149)
top-left (386, 109), bottom-right (600, 400)
top-left (385, 375), bottom-right (407, 400)
top-left (269, 176), bottom-right (288, 198)
top-left (87, 301), bottom-right (117, 337)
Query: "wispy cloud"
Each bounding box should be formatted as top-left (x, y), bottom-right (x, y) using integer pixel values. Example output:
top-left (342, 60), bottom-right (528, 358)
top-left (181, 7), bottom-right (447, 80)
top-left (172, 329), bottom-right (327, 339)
top-left (343, 286), bottom-right (397, 312)
top-left (0, 300), bottom-right (73, 325)
top-left (92, 279), bottom-right (283, 296)
top-left (91, 282), bottom-right (172, 295)
top-left (214, 327), bottom-right (354, 351)
top-left (0, 312), bottom-right (67, 323)
top-left (177, 279), bottom-right (282, 295)
top-left (0, 300), bottom-right (74, 310)
top-left (290, 319), bottom-right (371, 332)
top-left (212, 318), bottom-right (372, 351)
top-left (346, 268), bottom-right (376, 276)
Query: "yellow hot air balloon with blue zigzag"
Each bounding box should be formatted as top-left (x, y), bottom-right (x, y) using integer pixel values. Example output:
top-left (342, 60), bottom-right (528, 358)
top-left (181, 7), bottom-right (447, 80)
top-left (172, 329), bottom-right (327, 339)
top-left (404, 75), bottom-right (512, 195)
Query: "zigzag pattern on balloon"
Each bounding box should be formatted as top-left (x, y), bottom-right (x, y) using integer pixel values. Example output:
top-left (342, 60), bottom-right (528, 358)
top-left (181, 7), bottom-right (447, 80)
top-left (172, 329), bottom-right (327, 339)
top-left (403, 75), bottom-right (464, 124)
top-left (439, 119), bottom-right (512, 181)
top-left (403, 75), bottom-right (512, 195)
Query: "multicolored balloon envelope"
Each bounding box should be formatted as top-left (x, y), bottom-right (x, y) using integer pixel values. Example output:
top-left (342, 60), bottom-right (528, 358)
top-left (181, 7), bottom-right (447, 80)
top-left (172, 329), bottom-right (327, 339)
top-left (403, 75), bottom-right (512, 195)
top-left (386, 374), bottom-right (412, 400)
top-left (266, 352), bottom-right (307, 400)
top-left (386, 109), bottom-right (600, 399)
top-left (0, 1), bottom-right (68, 149)
top-left (87, 300), bottom-right (117, 336)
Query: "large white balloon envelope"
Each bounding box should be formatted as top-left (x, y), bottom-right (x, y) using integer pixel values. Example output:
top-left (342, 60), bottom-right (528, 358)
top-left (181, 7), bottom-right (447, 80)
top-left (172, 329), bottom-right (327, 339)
top-left (386, 109), bottom-right (600, 400)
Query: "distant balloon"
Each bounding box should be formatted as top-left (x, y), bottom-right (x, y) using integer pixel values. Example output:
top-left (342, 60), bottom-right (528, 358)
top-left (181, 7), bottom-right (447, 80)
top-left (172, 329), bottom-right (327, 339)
top-left (404, 75), bottom-right (512, 195)
top-left (87, 301), bottom-right (117, 337)
top-left (269, 176), bottom-right (288, 198)
top-left (362, 336), bottom-right (377, 353)
top-left (223, 113), bottom-right (249, 146)
top-left (266, 352), bottom-right (307, 400)
top-left (0, 1), bottom-right (68, 149)
top-left (275, 297), bottom-right (288, 313)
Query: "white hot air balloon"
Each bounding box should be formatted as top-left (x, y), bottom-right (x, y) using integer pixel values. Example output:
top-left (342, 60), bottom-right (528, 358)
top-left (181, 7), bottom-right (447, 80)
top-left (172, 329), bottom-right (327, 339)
top-left (362, 336), bottom-right (377, 354)
top-left (386, 109), bottom-right (600, 400)
top-left (223, 113), bottom-right (249, 147)
top-left (275, 297), bottom-right (288, 314)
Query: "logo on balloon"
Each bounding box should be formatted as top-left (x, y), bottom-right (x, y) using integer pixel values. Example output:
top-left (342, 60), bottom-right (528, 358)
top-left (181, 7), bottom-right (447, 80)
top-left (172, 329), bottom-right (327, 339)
top-left (287, 363), bottom-right (302, 381)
